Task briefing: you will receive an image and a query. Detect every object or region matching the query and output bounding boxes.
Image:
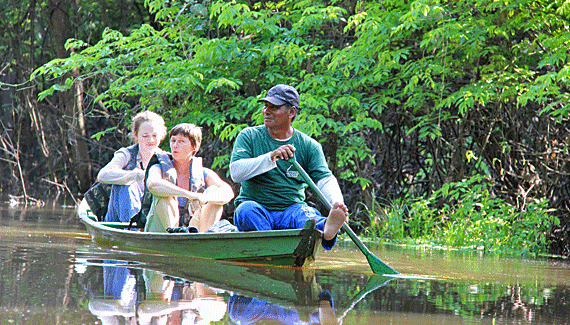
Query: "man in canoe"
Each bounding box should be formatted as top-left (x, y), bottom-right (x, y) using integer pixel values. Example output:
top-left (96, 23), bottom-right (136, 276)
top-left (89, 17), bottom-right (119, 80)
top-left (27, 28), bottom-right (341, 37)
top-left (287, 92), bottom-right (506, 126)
top-left (230, 84), bottom-right (348, 249)
top-left (143, 123), bottom-right (234, 233)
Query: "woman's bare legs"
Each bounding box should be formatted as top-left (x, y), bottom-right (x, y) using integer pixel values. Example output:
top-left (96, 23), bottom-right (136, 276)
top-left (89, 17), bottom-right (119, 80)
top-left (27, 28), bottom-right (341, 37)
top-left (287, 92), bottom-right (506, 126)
top-left (189, 203), bottom-right (223, 232)
top-left (154, 196), bottom-right (179, 230)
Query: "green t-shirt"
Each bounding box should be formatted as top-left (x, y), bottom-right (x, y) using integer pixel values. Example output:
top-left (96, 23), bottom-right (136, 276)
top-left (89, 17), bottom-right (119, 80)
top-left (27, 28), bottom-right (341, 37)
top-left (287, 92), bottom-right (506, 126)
top-left (230, 125), bottom-right (332, 210)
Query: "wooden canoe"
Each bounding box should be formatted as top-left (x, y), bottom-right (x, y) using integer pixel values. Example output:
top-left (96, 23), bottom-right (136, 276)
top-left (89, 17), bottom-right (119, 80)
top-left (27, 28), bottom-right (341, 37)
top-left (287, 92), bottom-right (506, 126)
top-left (77, 199), bottom-right (323, 267)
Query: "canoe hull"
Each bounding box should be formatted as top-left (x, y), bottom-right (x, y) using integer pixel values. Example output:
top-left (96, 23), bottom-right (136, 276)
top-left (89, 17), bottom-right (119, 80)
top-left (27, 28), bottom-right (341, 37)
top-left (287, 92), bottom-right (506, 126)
top-left (77, 199), bottom-right (322, 267)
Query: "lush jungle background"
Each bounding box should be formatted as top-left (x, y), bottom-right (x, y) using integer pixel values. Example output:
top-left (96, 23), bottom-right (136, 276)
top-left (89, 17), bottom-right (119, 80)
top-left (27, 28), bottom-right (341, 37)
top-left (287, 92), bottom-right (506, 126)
top-left (1, 0), bottom-right (570, 256)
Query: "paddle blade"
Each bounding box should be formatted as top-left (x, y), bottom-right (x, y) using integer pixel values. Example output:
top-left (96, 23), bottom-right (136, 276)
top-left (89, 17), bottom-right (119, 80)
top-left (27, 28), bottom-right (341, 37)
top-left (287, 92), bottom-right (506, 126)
top-left (288, 156), bottom-right (399, 275)
top-left (342, 224), bottom-right (399, 275)
top-left (366, 252), bottom-right (399, 275)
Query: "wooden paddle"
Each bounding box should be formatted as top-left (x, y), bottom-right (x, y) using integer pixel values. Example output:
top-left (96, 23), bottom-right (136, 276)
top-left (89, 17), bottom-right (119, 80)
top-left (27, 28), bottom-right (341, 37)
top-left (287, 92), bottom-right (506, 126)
top-left (288, 157), bottom-right (399, 275)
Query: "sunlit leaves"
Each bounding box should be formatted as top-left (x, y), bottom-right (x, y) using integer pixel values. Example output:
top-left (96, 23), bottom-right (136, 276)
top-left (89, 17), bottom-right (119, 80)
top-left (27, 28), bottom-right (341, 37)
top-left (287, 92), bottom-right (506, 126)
top-left (205, 78), bottom-right (242, 93)
top-left (33, 0), bottom-right (570, 203)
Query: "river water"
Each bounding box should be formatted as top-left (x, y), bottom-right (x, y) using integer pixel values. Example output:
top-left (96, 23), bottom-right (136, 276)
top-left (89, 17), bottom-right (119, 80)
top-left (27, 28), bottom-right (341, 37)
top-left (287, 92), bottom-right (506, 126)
top-left (1, 203), bottom-right (570, 324)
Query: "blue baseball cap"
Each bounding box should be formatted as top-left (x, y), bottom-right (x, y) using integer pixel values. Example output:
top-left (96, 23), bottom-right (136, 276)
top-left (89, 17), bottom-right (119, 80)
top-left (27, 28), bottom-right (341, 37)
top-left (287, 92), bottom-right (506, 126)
top-left (258, 84), bottom-right (300, 108)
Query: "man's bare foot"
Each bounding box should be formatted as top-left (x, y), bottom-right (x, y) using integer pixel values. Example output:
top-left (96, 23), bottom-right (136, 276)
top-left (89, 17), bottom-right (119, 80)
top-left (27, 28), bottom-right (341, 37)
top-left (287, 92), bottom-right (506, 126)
top-left (323, 202), bottom-right (348, 241)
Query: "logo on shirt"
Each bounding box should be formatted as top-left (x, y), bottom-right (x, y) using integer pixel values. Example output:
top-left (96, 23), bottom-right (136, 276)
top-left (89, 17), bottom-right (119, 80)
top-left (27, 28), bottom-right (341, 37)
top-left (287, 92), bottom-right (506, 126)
top-left (286, 165), bottom-right (299, 178)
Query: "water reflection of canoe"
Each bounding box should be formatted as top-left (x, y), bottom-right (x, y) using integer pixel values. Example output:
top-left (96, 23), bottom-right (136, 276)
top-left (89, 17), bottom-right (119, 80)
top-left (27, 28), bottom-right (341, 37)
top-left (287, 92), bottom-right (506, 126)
top-left (80, 254), bottom-right (323, 307)
top-left (77, 199), bottom-right (322, 267)
top-left (78, 254), bottom-right (392, 324)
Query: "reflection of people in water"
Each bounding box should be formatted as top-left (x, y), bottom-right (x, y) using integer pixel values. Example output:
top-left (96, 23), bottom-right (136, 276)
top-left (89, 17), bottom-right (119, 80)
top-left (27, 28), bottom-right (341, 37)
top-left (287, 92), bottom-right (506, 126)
top-left (82, 262), bottom-right (340, 324)
top-left (83, 263), bottom-right (226, 325)
top-left (139, 270), bottom-right (226, 325)
top-left (228, 290), bottom-right (341, 325)
top-left (86, 263), bottom-right (141, 324)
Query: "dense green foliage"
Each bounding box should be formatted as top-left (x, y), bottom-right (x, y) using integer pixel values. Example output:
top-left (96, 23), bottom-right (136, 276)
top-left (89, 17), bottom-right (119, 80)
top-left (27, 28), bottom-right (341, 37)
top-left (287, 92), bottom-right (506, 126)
top-left (363, 174), bottom-right (560, 256)
top-left (10, 0), bottom-right (570, 254)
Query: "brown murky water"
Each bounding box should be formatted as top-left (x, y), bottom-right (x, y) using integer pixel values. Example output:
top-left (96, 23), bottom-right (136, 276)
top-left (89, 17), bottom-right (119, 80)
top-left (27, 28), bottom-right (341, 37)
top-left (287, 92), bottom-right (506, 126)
top-left (1, 203), bottom-right (570, 324)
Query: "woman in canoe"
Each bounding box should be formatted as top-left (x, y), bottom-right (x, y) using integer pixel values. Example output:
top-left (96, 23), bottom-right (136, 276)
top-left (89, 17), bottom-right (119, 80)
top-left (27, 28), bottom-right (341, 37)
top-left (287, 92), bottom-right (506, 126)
top-left (96, 111), bottom-right (167, 223)
top-left (144, 123), bottom-right (234, 233)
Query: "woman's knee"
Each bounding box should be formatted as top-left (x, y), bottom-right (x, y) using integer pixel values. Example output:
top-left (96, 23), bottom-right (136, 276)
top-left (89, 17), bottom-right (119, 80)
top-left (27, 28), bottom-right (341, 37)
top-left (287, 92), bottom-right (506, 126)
top-left (156, 196), bottom-right (176, 210)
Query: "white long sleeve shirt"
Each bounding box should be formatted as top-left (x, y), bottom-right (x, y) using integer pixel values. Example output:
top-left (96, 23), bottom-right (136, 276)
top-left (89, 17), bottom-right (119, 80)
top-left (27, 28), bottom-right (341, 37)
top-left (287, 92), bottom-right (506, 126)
top-left (96, 147), bottom-right (145, 187)
top-left (230, 154), bottom-right (344, 206)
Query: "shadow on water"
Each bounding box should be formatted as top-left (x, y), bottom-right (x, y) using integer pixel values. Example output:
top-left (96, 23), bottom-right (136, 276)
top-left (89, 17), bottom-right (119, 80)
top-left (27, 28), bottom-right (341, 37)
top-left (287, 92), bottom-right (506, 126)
top-left (2, 203), bottom-right (570, 324)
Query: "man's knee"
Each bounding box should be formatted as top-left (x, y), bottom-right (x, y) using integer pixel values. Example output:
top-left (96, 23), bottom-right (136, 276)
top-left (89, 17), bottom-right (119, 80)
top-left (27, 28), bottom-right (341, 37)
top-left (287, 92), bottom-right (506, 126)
top-left (235, 200), bottom-right (261, 212)
top-left (283, 204), bottom-right (324, 229)
top-left (235, 201), bottom-right (261, 220)
top-left (234, 201), bottom-right (270, 231)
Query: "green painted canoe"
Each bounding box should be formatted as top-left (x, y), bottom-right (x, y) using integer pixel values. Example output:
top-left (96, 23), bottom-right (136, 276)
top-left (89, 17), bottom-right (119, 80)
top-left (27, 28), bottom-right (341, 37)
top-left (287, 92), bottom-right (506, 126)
top-left (77, 199), bottom-right (323, 267)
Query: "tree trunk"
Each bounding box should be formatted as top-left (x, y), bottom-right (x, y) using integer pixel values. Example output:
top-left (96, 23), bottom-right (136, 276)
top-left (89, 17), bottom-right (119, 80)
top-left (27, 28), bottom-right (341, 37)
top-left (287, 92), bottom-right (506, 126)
top-left (47, 0), bottom-right (92, 194)
top-left (6, 0), bottom-right (34, 198)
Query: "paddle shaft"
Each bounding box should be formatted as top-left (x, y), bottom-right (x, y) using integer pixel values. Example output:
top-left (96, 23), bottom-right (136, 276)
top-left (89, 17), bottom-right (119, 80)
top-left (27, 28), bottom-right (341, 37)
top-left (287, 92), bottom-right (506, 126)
top-left (288, 158), bottom-right (398, 274)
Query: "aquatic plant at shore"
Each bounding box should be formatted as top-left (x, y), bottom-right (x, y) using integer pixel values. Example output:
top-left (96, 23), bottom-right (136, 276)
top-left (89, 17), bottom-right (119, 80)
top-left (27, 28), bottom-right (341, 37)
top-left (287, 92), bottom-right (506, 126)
top-left (359, 174), bottom-right (559, 256)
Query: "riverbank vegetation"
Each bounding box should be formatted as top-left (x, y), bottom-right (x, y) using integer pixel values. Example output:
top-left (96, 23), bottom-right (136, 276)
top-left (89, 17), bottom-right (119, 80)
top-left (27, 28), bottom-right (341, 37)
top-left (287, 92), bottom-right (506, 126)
top-left (358, 174), bottom-right (559, 256)
top-left (2, 0), bottom-right (570, 256)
